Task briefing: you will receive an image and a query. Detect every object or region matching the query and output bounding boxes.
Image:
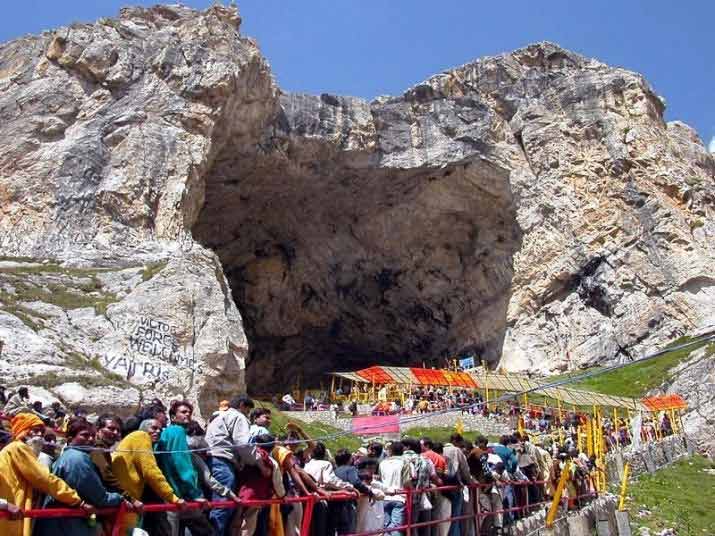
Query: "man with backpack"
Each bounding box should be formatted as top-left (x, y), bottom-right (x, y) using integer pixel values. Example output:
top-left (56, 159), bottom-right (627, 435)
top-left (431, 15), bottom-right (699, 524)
top-left (442, 434), bottom-right (473, 536)
top-left (403, 437), bottom-right (441, 536)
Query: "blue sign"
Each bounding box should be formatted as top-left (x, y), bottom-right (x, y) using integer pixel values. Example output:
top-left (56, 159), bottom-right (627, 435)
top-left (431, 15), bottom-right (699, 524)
top-left (459, 356), bottom-right (475, 369)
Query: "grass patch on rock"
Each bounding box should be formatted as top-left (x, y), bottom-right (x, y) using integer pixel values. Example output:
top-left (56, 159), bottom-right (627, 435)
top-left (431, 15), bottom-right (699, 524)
top-left (28, 351), bottom-right (129, 390)
top-left (0, 298), bottom-right (47, 331)
top-left (624, 455), bottom-right (715, 534)
top-left (0, 272), bottom-right (120, 317)
top-left (258, 405), bottom-right (499, 453)
top-left (32, 371), bottom-right (129, 390)
top-left (142, 261), bottom-right (168, 282)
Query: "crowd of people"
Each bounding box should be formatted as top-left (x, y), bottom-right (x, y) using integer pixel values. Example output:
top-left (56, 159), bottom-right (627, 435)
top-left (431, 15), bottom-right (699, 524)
top-left (0, 384), bottom-right (611, 536)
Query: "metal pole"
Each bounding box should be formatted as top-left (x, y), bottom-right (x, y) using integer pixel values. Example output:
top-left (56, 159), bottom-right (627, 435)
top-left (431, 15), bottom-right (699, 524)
top-left (546, 460), bottom-right (571, 528)
top-left (405, 487), bottom-right (413, 536)
top-left (300, 495), bottom-right (315, 536)
top-left (618, 462), bottom-right (631, 511)
top-left (474, 485), bottom-right (481, 536)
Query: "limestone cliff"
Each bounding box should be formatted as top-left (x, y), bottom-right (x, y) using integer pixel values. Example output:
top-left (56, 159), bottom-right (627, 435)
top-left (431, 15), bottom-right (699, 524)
top-left (0, 5), bottom-right (264, 416)
top-left (0, 5), bottom-right (714, 419)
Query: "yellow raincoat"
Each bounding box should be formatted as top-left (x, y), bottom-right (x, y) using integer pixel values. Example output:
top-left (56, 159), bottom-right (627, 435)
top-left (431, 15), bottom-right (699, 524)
top-left (0, 440), bottom-right (82, 536)
top-left (111, 431), bottom-right (180, 534)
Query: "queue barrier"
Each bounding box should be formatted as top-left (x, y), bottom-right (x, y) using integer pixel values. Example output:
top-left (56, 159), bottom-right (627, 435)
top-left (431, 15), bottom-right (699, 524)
top-left (0, 476), bottom-right (599, 536)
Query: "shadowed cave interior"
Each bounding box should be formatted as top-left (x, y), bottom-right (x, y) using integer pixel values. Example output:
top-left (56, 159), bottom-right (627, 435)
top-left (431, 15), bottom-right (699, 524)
top-left (192, 133), bottom-right (520, 394)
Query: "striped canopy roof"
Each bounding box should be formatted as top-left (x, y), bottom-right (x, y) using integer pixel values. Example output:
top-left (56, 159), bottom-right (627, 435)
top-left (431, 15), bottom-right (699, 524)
top-left (346, 365), bottom-right (477, 388)
top-left (330, 366), bottom-right (669, 411)
top-left (641, 394), bottom-right (688, 411)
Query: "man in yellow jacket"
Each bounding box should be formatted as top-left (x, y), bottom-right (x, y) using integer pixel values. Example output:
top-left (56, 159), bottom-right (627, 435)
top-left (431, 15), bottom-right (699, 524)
top-left (111, 418), bottom-right (187, 534)
top-left (0, 413), bottom-right (95, 536)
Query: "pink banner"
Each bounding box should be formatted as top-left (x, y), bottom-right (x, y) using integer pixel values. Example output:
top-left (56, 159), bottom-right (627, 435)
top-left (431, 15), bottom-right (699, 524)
top-left (351, 415), bottom-right (400, 435)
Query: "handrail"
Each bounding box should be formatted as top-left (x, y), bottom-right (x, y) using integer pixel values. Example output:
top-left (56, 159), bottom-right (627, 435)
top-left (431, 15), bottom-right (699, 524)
top-left (0, 477), bottom-right (598, 536)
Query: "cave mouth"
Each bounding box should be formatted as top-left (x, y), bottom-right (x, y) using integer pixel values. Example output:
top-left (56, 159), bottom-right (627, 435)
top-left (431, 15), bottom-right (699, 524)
top-left (192, 133), bottom-right (520, 395)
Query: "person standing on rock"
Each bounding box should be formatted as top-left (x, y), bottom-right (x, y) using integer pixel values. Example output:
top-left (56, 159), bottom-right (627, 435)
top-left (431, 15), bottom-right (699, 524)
top-left (156, 400), bottom-right (212, 536)
top-left (0, 413), bottom-right (95, 536)
top-left (2, 387), bottom-right (31, 417)
top-left (205, 394), bottom-right (257, 536)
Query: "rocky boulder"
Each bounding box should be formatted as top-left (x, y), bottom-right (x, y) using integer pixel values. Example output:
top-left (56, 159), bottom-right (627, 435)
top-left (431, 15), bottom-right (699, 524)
top-left (0, 5), bottom-right (262, 417)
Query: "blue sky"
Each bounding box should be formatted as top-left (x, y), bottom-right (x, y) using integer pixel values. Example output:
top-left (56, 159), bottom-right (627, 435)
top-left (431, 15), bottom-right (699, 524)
top-left (1, 1), bottom-right (713, 149)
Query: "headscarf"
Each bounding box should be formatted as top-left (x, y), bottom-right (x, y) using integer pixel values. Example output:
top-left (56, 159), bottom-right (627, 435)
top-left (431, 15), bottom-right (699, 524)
top-left (11, 412), bottom-right (44, 440)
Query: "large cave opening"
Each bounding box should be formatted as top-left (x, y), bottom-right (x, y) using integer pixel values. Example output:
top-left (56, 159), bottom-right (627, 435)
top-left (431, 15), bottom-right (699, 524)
top-left (193, 101), bottom-right (521, 395)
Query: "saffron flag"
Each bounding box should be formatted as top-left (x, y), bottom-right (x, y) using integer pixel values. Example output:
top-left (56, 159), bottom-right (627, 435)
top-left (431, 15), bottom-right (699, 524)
top-left (351, 415), bottom-right (400, 435)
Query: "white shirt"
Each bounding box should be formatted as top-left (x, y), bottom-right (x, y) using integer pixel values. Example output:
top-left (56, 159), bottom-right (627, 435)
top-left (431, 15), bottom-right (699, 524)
top-left (304, 459), bottom-right (353, 490)
top-left (378, 455), bottom-right (411, 503)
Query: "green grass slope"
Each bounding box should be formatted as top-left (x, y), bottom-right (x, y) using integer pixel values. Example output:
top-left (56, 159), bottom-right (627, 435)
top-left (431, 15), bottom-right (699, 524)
top-left (624, 455), bottom-right (715, 534)
top-left (256, 402), bottom-right (362, 452)
top-left (546, 335), bottom-right (714, 398)
top-left (257, 403), bottom-right (498, 452)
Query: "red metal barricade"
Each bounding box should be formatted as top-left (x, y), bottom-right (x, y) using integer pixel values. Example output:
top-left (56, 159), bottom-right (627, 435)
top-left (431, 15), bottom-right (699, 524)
top-left (0, 479), bottom-right (596, 535)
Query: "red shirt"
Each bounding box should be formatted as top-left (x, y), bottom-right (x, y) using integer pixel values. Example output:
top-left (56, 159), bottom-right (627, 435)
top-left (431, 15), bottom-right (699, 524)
top-left (238, 449), bottom-right (273, 501)
top-left (422, 450), bottom-right (447, 472)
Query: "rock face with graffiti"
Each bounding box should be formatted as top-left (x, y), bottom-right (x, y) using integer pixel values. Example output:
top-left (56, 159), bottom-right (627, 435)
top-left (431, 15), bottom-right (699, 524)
top-left (128, 316), bottom-right (200, 372)
top-left (0, 246), bottom-right (247, 418)
top-left (99, 316), bottom-right (206, 383)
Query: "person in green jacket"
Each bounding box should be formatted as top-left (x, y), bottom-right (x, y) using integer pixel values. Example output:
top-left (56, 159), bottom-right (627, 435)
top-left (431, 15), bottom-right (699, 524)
top-left (156, 400), bottom-right (212, 536)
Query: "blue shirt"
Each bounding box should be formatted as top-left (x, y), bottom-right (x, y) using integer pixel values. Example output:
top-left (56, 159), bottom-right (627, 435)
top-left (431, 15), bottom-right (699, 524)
top-left (35, 446), bottom-right (123, 536)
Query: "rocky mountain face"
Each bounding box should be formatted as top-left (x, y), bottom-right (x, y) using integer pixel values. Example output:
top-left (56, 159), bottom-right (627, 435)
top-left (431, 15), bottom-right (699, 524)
top-left (660, 331), bottom-right (715, 457)
top-left (0, 5), bottom-right (261, 417)
top-left (0, 5), bottom-right (713, 421)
